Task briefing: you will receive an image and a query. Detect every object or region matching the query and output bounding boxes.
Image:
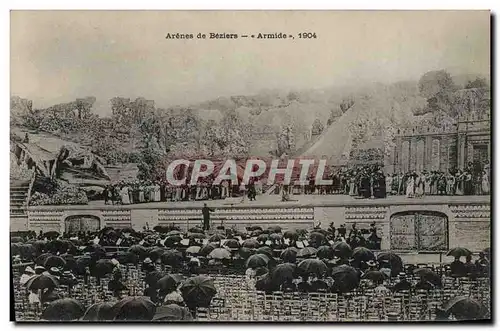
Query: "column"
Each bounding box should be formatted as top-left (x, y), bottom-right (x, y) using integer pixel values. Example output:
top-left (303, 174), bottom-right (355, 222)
top-left (458, 134), bottom-right (466, 169)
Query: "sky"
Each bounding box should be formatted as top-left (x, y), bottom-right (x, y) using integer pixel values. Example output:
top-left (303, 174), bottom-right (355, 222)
top-left (10, 10), bottom-right (490, 115)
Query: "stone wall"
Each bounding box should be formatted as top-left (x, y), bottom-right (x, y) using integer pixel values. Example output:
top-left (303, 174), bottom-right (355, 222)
top-left (19, 198), bottom-right (490, 252)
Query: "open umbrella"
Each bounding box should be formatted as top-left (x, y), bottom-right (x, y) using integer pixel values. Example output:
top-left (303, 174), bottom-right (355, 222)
top-left (153, 303), bottom-right (193, 321)
top-left (82, 302), bottom-right (115, 321)
top-left (297, 259), bottom-right (328, 276)
top-left (243, 238), bottom-right (260, 249)
top-left (188, 227), bottom-right (204, 234)
top-left (164, 235), bottom-right (183, 247)
top-left (44, 255), bottom-right (66, 270)
top-left (446, 247), bottom-right (473, 258)
top-left (161, 250), bottom-right (183, 267)
top-left (269, 233), bottom-right (283, 241)
top-left (167, 230), bottom-right (183, 236)
top-left (297, 247), bottom-right (318, 258)
top-left (247, 226), bottom-right (263, 231)
top-left (208, 248), bottom-right (231, 260)
top-left (180, 275), bottom-right (217, 310)
top-left (25, 273), bottom-right (59, 290)
top-left (112, 296), bottom-right (156, 321)
top-left (145, 271), bottom-right (164, 287)
top-left (271, 263), bottom-right (297, 286)
top-left (60, 253), bottom-right (77, 271)
top-left (330, 265), bottom-right (360, 293)
top-left (280, 247), bottom-right (298, 263)
top-left (224, 239), bottom-right (240, 249)
top-left (186, 246), bottom-right (201, 255)
top-left (199, 244), bottom-right (216, 257)
top-left (413, 268), bottom-right (442, 287)
top-left (257, 233), bottom-right (270, 242)
top-left (157, 274), bottom-right (184, 294)
top-left (250, 230), bottom-right (263, 237)
top-left (35, 253), bottom-right (53, 266)
top-left (148, 247), bottom-right (166, 261)
top-left (309, 232), bottom-right (326, 246)
top-left (246, 254), bottom-right (270, 269)
top-left (85, 244), bottom-right (106, 257)
top-left (352, 247), bottom-right (375, 262)
top-left (73, 255), bottom-right (92, 275)
top-left (332, 242), bottom-right (352, 258)
top-left (443, 296), bottom-right (489, 320)
top-left (238, 247), bottom-right (253, 259)
top-left (43, 231), bottom-right (60, 240)
top-left (188, 233), bottom-right (206, 240)
top-left (317, 245), bottom-right (335, 260)
top-left (255, 246), bottom-right (274, 258)
top-left (128, 245), bottom-right (148, 258)
top-left (42, 298), bottom-right (85, 321)
top-left (363, 270), bottom-right (388, 283)
top-left (209, 234), bottom-right (226, 242)
top-left (92, 259), bottom-right (114, 278)
top-left (283, 230), bottom-right (298, 240)
top-left (268, 225), bottom-right (282, 233)
top-left (376, 252), bottom-right (403, 276)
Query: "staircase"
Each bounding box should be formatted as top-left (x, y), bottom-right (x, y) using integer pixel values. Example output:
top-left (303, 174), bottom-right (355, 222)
top-left (10, 179), bottom-right (31, 231)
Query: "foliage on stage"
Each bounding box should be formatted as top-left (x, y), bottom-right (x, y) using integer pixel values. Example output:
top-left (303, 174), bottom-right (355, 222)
top-left (30, 178), bottom-right (88, 206)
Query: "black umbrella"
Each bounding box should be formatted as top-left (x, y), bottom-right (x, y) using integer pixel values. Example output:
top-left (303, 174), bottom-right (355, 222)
top-left (268, 225), bottom-right (282, 233)
top-left (238, 247), bottom-right (254, 259)
top-left (297, 259), bottom-right (328, 276)
top-left (309, 232), bottom-right (326, 246)
top-left (376, 252), bottom-right (403, 275)
top-left (157, 274), bottom-right (184, 294)
top-left (145, 271), bottom-right (164, 287)
top-left (85, 244), bottom-right (106, 258)
top-left (247, 226), bottom-right (263, 231)
top-left (317, 245), bottom-right (335, 260)
top-left (60, 253), bottom-right (77, 271)
top-left (180, 275), bottom-right (217, 310)
top-left (446, 247), bottom-right (473, 258)
top-left (280, 247), bottom-right (298, 263)
top-left (188, 227), bottom-right (204, 234)
top-left (243, 238), bottom-right (260, 249)
top-left (164, 235), bottom-right (183, 247)
top-left (25, 273), bottom-right (59, 290)
top-left (271, 263), bottom-right (297, 286)
top-left (199, 244), bottom-right (216, 257)
top-left (363, 270), bottom-right (388, 283)
top-left (246, 254), bottom-right (270, 269)
top-left (149, 247), bottom-right (166, 261)
top-left (44, 255), bottom-right (66, 270)
top-left (112, 296), bottom-right (156, 321)
top-left (153, 303), bottom-right (193, 321)
top-left (283, 230), bottom-right (298, 240)
top-left (224, 239), bottom-right (240, 249)
top-left (413, 268), bottom-right (442, 287)
top-left (250, 230), bottom-right (263, 237)
top-left (73, 255), bottom-right (92, 274)
top-left (128, 245), bottom-right (148, 258)
top-left (92, 259), bottom-right (114, 278)
top-left (330, 265), bottom-right (360, 293)
top-left (255, 246), bottom-right (273, 258)
top-left (297, 247), bottom-right (317, 258)
top-left (42, 298), bottom-right (85, 321)
top-left (35, 253), bottom-right (53, 266)
top-left (443, 296), bottom-right (489, 320)
top-left (352, 247), bottom-right (375, 262)
top-left (257, 233), bottom-right (270, 242)
top-left (114, 251), bottom-right (138, 264)
top-left (188, 233), bottom-right (206, 240)
top-left (82, 302), bottom-right (115, 321)
top-left (161, 250), bottom-right (183, 267)
top-left (43, 231), bottom-right (60, 240)
top-left (209, 234), bottom-right (226, 242)
top-left (332, 241), bottom-right (352, 258)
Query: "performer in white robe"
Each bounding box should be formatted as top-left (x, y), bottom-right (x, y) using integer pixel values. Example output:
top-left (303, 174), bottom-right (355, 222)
top-left (154, 184), bottom-right (161, 201)
top-left (405, 176), bottom-right (415, 198)
top-left (120, 186), bottom-right (130, 205)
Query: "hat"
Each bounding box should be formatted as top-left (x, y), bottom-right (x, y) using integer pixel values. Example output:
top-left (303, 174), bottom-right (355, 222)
top-left (366, 260), bottom-right (377, 267)
top-left (25, 266), bottom-right (35, 274)
top-left (62, 271), bottom-right (72, 276)
top-left (49, 267), bottom-right (61, 274)
top-left (143, 258), bottom-right (152, 264)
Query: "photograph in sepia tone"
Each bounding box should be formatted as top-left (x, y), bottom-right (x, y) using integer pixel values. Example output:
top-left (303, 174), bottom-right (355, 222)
top-left (10, 10), bottom-right (491, 322)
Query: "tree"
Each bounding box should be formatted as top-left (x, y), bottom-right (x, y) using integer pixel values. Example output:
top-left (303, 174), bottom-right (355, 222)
top-left (417, 70), bottom-right (458, 118)
top-left (465, 77), bottom-right (488, 89)
top-left (340, 98), bottom-right (355, 113)
top-left (277, 125), bottom-right (295, 156)
top-left (311, 118), bottom-right (324, 135)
